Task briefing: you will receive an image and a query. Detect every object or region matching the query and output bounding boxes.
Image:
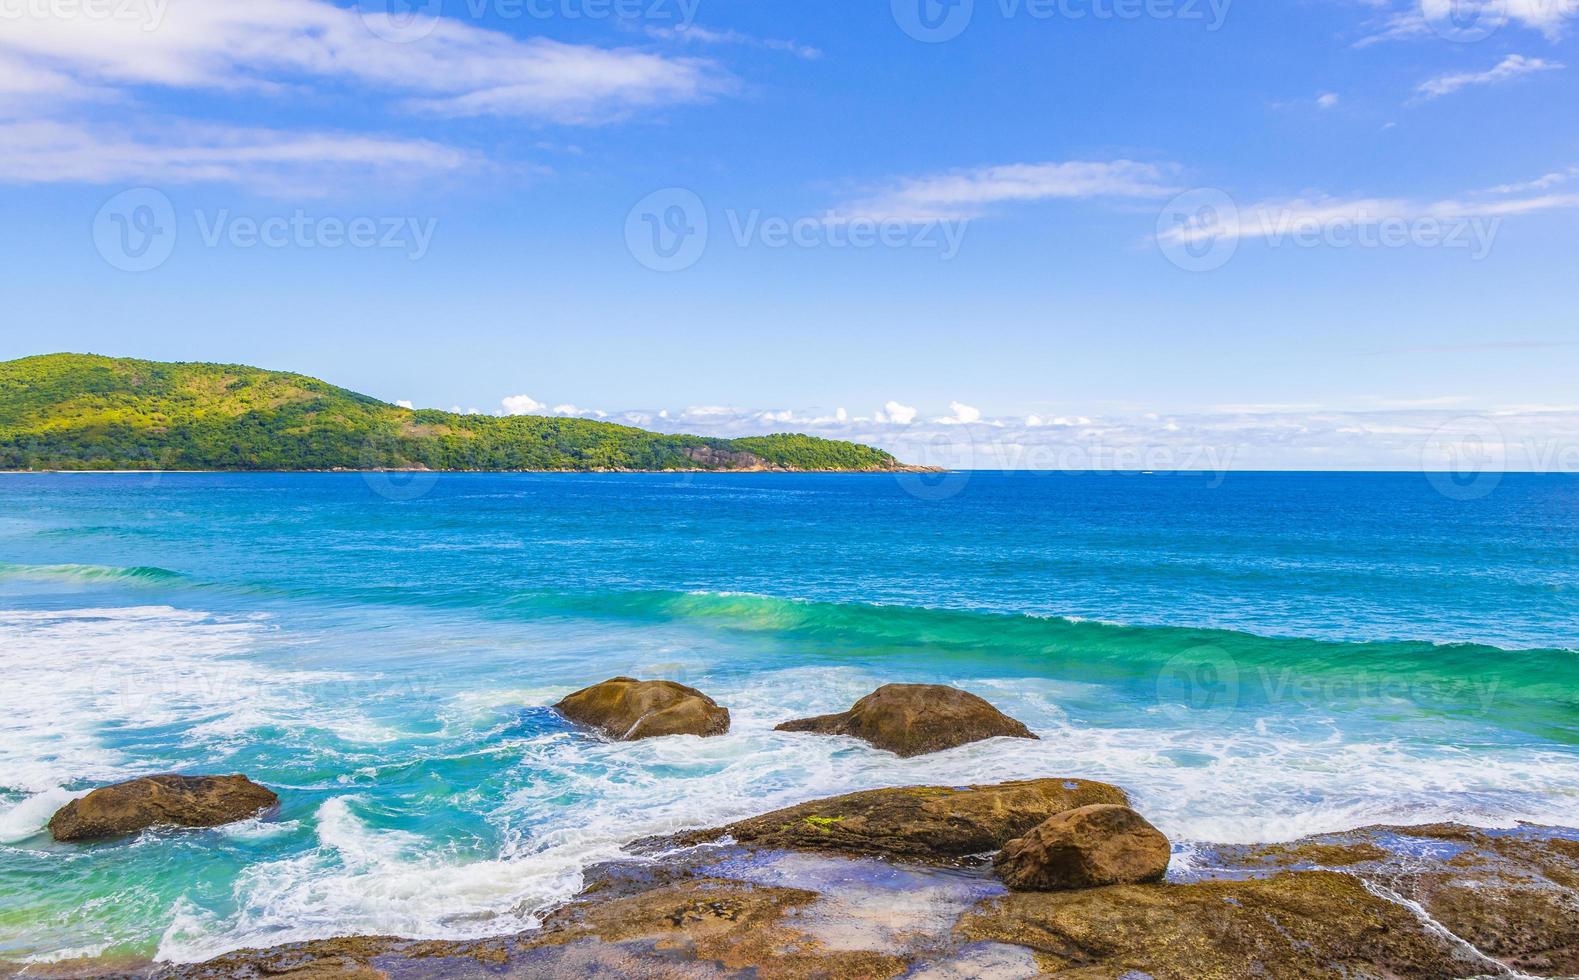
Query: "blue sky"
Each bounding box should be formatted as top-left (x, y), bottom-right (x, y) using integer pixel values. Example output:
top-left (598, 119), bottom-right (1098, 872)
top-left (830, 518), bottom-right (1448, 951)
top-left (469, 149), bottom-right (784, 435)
top-left (2, 0), bottom-right (1577, 468)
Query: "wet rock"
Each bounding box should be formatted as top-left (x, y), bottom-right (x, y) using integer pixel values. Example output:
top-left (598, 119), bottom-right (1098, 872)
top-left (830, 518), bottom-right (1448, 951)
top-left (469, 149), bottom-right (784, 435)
top-left (994, 804), bottom-right (1170, 891)
top-left (1361, 825), bottom-right (1579, 976)
top-left (48, 775), bottom-right (278, 843)
top-left (177, 879), bottom-right (905, 980)
top-left (1192, 823), bottom-right (1579, 978)
top-left (960, 870), bottom-right (1477, 979)
top-left (661, 778), bottom-right (1128, 863)
top-left (775, 684), bottom-right (1037, 758)
top-left (156, 823), bottom-right (1579, 980)
top-left (555, 677), bottom-right (730, 741)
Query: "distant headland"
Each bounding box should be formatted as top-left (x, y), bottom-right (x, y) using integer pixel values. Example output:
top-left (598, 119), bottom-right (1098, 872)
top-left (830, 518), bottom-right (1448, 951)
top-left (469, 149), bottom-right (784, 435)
top-left (0, 354), bottom-right (926, 474)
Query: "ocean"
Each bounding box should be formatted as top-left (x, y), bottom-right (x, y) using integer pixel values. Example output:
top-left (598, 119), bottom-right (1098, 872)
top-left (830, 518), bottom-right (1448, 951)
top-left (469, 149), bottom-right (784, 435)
top-left (1, 471), bottom-right (1576, 966)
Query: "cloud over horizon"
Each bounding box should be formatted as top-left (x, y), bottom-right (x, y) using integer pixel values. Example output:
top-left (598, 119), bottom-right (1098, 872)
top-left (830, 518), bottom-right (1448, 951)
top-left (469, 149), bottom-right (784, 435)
top-left (437, 393), bottom-right (1579, 473)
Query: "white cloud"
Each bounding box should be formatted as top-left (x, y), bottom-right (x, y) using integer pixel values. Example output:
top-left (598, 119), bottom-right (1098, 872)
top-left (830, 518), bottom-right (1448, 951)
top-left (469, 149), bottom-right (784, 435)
top-left (543, 399), bottom-right (1579, 472)
top-left (0, 0), bottom-right (723, 123)
top-left (876, 401), bottom-right (919, 425)
top-left (936, 402), bottom-right (984, 425)
top-left (552, 404), bottom-right (607, 418)
top-left (646, 25), bottom-right (823, 61)
top-left (0, 120), bottom-right (471, 189)
top-left (1486, 167), bottom-right (1579, 194)
top-left (395, 400), bottom-right (414, 409)
top-left (832, 160), bottom-right (1179, 223)
top-left (1317, 92), bottom-right (1341, 108)
top-left (1416, 54), bottom-right (1563, 99)
top-left (0, 0), bottom-right (727, 189)
top-left (1157, 171), bottom-right (1579, 252)
top-left (1356, 0), bottom-right (1579, 45)
top-left (501, 394), bottom-right (547, 415)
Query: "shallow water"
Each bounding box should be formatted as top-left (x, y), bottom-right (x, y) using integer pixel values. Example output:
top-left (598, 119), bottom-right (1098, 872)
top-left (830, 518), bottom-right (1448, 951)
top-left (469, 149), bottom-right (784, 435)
top-left (0, 472), bottom-right (1575, 964)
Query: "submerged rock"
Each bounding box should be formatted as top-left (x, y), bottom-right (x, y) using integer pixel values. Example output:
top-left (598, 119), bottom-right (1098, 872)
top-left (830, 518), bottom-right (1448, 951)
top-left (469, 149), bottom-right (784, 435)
top-left (48, 775), bottom-right (278, 843)
top-left (961, 870), bottom-right (1477, 979)
top-left (994, 803), bottom-right (1171, 891)
top-left (661, 778), bottom-right (1129, 863)
top-left (774, 683), bottom-right (1036, 758)
top-left (555, 677), bottom-right (730, 741)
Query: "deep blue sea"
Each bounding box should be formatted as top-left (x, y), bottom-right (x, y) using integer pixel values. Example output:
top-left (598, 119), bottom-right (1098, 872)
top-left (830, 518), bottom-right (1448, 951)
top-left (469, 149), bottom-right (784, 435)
top-left (1, 472), bottom-right (1576, 965)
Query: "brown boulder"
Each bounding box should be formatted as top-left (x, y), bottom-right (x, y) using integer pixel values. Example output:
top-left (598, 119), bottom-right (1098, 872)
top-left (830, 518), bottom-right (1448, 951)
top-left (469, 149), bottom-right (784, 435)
top-left (994, 803), bottom-right (1171, 891)
top-left (961, 870), bottom-right (1475, 979)
top-left (49, 775), bottom-right (278, 843)
top-left (555, 677), bottom-right (730, 741)
top-left (774, 684), bottom-right (1036, 758)
top-left (662, 778), bottom-right (1129, 863)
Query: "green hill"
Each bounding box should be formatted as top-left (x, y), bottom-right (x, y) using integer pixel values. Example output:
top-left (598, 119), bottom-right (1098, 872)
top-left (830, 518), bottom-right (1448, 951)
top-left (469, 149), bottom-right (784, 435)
top-left (0, 354), bottom-right (912, 473)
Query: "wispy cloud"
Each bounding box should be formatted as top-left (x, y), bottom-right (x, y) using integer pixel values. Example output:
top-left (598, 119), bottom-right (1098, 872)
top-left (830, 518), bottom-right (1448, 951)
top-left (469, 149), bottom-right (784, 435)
top-left (1158, 169), bottom-right (1579, 251)
top-left (830, 160), bottom-right (1180, 223)
top-left (1416, 54), bottom-right (1563, 99)
top-left (1356, 0), bottom-right (1579, 45)
top-left (0, 0), bottom-right (724, 123)
top-left (0, 120), bottom-right (473, 191)
top-left (0, 0), bottom-right (727, 190)
top-left (646, 24), bottom-right (823, 61)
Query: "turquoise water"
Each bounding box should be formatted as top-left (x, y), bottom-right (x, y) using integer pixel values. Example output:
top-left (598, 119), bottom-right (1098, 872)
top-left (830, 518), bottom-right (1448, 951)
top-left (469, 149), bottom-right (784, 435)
top-left (1, 472), bottom-right (1576, 964)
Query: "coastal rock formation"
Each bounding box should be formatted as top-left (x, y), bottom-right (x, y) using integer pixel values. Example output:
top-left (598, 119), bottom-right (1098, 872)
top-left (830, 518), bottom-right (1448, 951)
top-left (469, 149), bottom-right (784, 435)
top-left (960, 870), bottom-right (1476, 978)
top-left (774, 684), bottom-right (1036, 758)
top-left (48, 775), bottom-right (278, 843)
top-left (660, 778), bottom-right (1128, 863)
top-left (994, 803), bottom-right (1171, 891)
top-left (1216, 823), bottom-right (1579, 976)
top-left (178, 878), bottom-right (905, 980)
top-left (145, 820), bottom-right (1579, 979)
top-left (555, 677), bottom-right (730, 741)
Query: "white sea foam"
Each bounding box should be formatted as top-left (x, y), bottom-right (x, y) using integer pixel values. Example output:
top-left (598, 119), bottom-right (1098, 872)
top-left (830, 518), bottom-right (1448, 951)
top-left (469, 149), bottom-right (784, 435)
top-left (144, 659), bottom-right (1579, 962)
top-left (9, 608), bottom-right (1578, 965)
top-left (0, 606), bottom-right (392, 798)
top-left (0, 786), bottom-right (84, 843)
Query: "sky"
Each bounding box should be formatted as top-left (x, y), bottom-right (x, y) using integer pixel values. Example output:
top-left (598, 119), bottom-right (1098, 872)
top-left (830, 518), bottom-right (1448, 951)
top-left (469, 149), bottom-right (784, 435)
top-left (1, 0), bottom-right (1577, 470)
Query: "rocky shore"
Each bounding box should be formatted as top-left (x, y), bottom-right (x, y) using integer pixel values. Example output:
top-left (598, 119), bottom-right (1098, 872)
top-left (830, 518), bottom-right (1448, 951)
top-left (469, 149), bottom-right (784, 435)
top-left (20, 680), bottom-right (1579, 979)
